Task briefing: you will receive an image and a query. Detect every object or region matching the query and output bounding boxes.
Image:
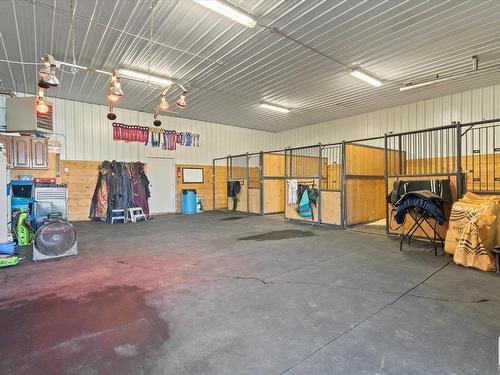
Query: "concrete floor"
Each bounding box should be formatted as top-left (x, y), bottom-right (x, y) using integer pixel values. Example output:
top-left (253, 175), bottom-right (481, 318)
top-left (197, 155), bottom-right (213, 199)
top-left (0, 211), bottom-right (499, 375)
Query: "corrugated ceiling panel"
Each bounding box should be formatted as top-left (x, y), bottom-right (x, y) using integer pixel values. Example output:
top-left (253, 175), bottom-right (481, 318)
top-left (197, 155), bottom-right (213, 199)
top-left (2, 0), bottom-right (500, 132)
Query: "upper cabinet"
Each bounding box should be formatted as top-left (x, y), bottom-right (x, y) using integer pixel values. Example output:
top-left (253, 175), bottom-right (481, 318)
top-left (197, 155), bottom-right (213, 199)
top-left (1, 135), bottom-right (48, 169)
top-left (12, 136), bottom-right (32, 168)
top-left (0, 135), bottom-right (13, 164)
top-left (31, 138), bottom-right (48, 169)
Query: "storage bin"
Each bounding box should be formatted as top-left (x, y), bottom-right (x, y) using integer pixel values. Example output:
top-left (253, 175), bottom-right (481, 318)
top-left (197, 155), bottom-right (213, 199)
top-left (181, 189), bottom-right (197, 214)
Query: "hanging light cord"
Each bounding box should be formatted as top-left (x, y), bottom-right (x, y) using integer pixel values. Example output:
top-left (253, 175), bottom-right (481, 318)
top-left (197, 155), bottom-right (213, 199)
top-left (70, 0), bottom-right (77, 68)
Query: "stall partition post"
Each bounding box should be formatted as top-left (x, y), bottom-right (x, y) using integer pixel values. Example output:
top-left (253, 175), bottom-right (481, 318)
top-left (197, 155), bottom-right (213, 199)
top-left (318, 143), bottom-right (322, 224)
top-left (398, 134), bottom-right (403, 176)
top-left (341, 141), bottom-right (347, 229)
top-left (226, 156), bottom-right (230, 211)
top-left (456, 123), bottom-right (463, 198)
top-left (212, 158), bottom-right (216, 211)
top-left (246, 153), bottom-right (250, 214)
top-left (384, 134), bottom-right (389, 235)
top-left (258, 152), bottom-right (264, 216)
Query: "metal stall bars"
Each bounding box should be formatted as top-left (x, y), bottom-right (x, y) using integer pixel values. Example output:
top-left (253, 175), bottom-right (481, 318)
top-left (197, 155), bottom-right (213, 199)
top-left (284, 144), bottom-right (322, 224)
top-left (343, 136), bottom-right (387, 228)
top-left (212, 157), bottom-right (229, 211)
top-left (460, 119), bottom-right (500, 194)
top-left (385, 124), bottom-right (459, 238)
top-left (321, 142), bottom-right (344, 227)
top-left (261, 149), bottom-right (287, 215)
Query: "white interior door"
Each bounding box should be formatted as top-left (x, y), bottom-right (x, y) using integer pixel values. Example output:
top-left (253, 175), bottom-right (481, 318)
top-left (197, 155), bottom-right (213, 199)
top-left (147, 157), bottom-right (175, 214)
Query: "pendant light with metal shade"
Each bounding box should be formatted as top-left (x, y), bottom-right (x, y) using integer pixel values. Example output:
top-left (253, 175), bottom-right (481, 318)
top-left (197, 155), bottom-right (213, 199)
top-left (176, 91), bottom-right (187, 109)
top-left (108, 70), bottom-right (123, 102)
top-left (38, 54), bottom-right (59, 88)
top-left (158, 93), bottom-right (170, 111)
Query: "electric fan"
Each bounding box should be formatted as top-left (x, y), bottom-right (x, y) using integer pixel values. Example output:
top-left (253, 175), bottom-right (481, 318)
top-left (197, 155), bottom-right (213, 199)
top-left (33, 219), bottom-right (78, 261)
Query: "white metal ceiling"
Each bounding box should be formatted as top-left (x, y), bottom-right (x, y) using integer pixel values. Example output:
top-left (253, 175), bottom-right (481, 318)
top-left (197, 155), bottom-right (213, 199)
top-left (1, 0), bottom-right (500, 132)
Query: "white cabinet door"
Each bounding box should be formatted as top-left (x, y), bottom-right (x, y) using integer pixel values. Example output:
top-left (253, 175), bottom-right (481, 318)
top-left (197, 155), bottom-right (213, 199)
top-left (147, 157), bottom-right (175, 214)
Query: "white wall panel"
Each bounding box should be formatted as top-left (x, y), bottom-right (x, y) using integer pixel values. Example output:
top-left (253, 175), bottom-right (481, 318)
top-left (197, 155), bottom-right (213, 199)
top-left (1, 95), bottom-right (278, 164)
top-left (276, 84), bottom-right (500, 148)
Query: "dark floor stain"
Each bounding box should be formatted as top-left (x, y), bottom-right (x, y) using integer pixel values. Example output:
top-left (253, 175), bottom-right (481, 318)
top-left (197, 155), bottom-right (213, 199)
top-left (0, 285), bottom-right (168, 375)
top-left (221, 216), bottom-right (245, 221)
top-left (238, 230), bottom-right (315, 241)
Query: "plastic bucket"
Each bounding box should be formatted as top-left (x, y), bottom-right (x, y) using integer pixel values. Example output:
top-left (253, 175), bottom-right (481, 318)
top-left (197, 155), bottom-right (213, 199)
top-left (181, 189), bottom-right (197, 215)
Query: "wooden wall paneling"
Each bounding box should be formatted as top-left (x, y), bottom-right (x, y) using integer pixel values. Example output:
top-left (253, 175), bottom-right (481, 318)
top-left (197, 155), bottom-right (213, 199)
top-left (321, 191), bottom-right (341, 225)
top-left (263, 180), bottom-right (284, 214)
top-left (346, 178), bottom-right (386, 225)
top-left (248, 188), bottom-right (260, 214)
top-left (214, 165), bottom-right (228, 209)
top-left (176, 164), bottom-right (219, 213)
top-left (263, 153), bottom-right (285, 176)
top-left (326, 164), bottom-right (341, 190)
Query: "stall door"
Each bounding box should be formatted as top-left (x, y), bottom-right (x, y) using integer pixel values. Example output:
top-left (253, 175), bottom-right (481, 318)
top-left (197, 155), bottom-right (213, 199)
top-left (147, 157), bottom-right (175, 214)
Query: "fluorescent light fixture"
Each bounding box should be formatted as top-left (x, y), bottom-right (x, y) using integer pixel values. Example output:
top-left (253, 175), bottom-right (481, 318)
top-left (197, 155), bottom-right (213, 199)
top-left (117, 68), bottom-right (173, 87)
top-left (260, 103), bottom-right (290, 113)
top-left (350, 69), bottom-right (382, 87)
top-left (193, 0), bottom-right (256, 28)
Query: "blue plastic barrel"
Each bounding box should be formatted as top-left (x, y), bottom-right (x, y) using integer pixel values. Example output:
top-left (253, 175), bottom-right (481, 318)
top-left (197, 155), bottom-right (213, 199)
top-left (181, 189), bottom-right (197, 215)
top-left (0, 241), bottom-right (16, 255)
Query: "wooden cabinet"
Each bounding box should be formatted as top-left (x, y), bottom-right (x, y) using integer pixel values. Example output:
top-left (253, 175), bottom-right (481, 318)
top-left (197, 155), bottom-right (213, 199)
top-left (0, 135), bottom-right (12, 164)
top-left (31, 138), bottom-right (48, 169)
top-left (12, 136), bottom-right (31, 168)
top-left (1, 135), bottom-right (48, 169)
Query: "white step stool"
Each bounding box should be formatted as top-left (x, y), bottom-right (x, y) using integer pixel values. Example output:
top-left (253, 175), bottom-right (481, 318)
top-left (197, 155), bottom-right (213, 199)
top-left (111, 209), bottom-right (126, 224)
top-left (127, 207), bottom-right (147, 222)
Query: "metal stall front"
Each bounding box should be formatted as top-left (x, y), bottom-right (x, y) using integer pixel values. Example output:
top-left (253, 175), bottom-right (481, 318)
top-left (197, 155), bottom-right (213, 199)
top-left (320, 142), bottom-right (344, 227)
top-left (384, 118), bottom-right (500, 240)
top-left (284, 144), bottom-right (322, 224)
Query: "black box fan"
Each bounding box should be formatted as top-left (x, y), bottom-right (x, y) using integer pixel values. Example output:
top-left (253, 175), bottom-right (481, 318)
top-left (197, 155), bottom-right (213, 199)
top-left (33, 219), bottom-right (78, 261)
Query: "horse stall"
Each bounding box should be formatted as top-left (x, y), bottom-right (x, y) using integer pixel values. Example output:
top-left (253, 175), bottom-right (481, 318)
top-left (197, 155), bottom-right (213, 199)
top-left (284, 145), bottom-right (323, 224)
top-left (343, 138), bottom-right (391, 231)
top-left (384, 119), bottom-right (500, 245)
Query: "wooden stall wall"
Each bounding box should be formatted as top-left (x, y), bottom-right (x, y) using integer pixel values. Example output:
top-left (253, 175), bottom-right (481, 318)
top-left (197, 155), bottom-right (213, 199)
top-left (321, 190), bottom-right (341, 225)
top-left (214, 165), bottom-right (228, 210)
top-left (175, 164), bottom-right (227, 213)
top-left (325, 163), bottom-right (341, 190)
top-left (344, 144), bottom-right (394, 226)
top-left (263, 153), bottom-right (285, 214)
top-left (248, 166), bottom-right (260, 214)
